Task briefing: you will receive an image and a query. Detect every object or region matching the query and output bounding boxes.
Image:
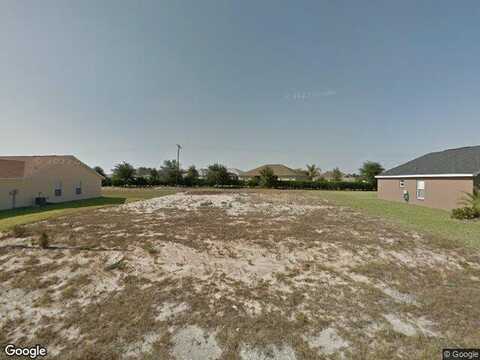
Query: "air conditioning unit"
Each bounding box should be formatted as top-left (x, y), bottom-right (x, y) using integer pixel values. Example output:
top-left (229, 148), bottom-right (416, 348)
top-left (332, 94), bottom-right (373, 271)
top-left (35, 197), bottom-right (47, 206)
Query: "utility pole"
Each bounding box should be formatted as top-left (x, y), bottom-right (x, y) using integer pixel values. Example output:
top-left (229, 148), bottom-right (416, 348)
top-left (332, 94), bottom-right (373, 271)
top-left (176, 144), bottom-right (182, 186)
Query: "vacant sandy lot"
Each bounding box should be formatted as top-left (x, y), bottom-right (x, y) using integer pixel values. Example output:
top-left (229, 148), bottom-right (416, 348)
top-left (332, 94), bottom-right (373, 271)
top-left (1, 189), bottom-right (479, 359)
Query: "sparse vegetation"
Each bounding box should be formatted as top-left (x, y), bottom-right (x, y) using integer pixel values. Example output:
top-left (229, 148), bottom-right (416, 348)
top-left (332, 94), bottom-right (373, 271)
top-left (12, 224), bottom-right (27, 238)
top-left (104, 258), bottom-right (127, 271)
top-left (143, 242), bottom-right (158, 255)
top-left (2, 189), bottom-right (479, 358)
top-left (38, 231), bottom-right (50, 249)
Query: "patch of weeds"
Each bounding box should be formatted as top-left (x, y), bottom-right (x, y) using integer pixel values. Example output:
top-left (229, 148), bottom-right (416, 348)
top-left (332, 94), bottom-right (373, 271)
top-left (295, 312), bottom-right (310, 325)
top-left (78, 245), bottom-right (97, 251)
top-left (25, 256), bottom-right (41, 266)
top-left (274, 272), bottom-right (288, 283)
top-left (38, 231), bottom-right (50, 249)
top-left (62, 286), bottom-right (77, 300)
top-left (34, 293), bottom-right (53, 307)
top-left (68, 232), bottom-right (78, 246)
top-left (105, 258), bottom-right (127, 271)
top-left (143, 242), bottom-right (158, 255)
top-left (12, 225), bottom-right (28, 238)
top-left (70, 262), bottom-right (82, 273)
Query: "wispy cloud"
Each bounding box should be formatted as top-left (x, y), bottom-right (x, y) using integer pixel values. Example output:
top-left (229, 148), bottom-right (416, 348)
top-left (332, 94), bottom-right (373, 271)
top-left (285, 90), bottom-right (337, 100)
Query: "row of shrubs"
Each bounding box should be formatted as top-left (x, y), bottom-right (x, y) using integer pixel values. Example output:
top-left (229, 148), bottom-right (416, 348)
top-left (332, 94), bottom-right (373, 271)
top-left (106, 177), bottom-right (243, 188)
top-left (273, 180), bottom-right (375, 191)
top-left (106, 177), bottom-right (375, 191)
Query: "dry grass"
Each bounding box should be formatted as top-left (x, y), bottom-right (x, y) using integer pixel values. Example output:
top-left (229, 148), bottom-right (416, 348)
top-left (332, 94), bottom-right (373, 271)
top-left (1, 189), bottom-right (479, 359)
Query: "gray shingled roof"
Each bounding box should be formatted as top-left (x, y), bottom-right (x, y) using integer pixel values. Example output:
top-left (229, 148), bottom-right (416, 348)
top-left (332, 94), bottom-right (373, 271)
top-left (380, 146), bottom-right (480, 176)
top-left (243, 164), bottom-right (304, 177)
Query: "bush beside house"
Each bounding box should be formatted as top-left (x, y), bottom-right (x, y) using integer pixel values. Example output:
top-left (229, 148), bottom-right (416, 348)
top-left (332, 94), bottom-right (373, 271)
top-left (452, 188), bottom-right (480, 220)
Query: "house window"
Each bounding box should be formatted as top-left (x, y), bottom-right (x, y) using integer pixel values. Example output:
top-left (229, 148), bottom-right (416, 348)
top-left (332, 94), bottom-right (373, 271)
top-left (416, 180), bottom-right (425, 200)
top-left (76, 181), bottom-right (82, 195)
top-left (399, 179), bottom-right (405, 188)
top-left (55, 181), bottom-right (62, 197)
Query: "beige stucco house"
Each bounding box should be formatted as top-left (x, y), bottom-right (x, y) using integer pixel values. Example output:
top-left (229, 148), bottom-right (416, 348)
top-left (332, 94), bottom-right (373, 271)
top-left (241, 164), bottom-right (308, 182)
top-left (0, 155), bottom-right (103, 211)
top-left (376, 146), bottom-right (480, 210)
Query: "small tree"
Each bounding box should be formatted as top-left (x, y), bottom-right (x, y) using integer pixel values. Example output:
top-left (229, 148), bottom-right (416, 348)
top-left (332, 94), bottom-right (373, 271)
top-left (93, 166), bottom-right (106, 177)
top-left (149, 168), bottom-right (160, 185)
top-left (94, 166), bottom-right (111, 186)
top-left (206, 164), bottom-right (230, 186)
top-left (184, 165), bottom-right (199, 186)
top-left (259, 167), bottom-right (277, 188)
top-left (160, 160), bottom-right (183, 185)
top-left (306, 164), bottom-right (320, 181)
top-left (247, 177), bottom-right (260, 187)
top-left (359, 161), bottom-right (384, 188)
top-left (332, 167), bottom-right (343, 182)
top-left (112, 162), bottom-right (136, 186)
top-left (136, 167), bottom-right (152, 178)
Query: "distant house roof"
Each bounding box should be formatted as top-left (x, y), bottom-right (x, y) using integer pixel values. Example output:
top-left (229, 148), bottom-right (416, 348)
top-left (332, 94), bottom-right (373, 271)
top-left (243, 164), bottom-right (305, 177)
top-left (0, 155), bottom-right (103, 179)
top-left (377, 146), bottom-right (480, 178)
top-left (322, 170), bottom-right (344, 180)
top-left (227, 168), bottom-right (244, 176)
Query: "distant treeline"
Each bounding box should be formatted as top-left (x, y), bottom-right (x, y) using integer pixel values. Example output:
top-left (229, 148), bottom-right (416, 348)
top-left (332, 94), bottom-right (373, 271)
top-left (94, 160), bottom-right (383, 191)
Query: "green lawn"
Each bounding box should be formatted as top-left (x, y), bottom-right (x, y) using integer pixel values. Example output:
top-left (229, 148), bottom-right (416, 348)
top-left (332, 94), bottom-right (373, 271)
top-left (316, 191), bottom-right (480, 247)
top-left (101, 187), bottom-right (177, 202)
top-left (0, 187), bottom-right (176, 232)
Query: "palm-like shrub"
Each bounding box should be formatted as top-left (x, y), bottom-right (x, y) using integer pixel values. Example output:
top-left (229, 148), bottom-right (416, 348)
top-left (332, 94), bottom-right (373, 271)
top-left (112, 162), bottom-right (136, 185)
top-left (306, 164), bottom-right (320, 180)
top-left (452, 187), bottom-right (480, 220)
top-left (460, 187), bottom-right (480, 212)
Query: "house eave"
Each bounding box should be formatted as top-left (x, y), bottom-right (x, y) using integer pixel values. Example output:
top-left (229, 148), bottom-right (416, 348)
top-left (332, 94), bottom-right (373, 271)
top-left (376, 174), bottom-right (474, 179)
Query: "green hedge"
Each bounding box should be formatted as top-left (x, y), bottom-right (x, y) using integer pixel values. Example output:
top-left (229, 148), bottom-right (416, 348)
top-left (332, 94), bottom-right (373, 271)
top-left (274, 180), bottom-right (374, 191)
top-left (105, 178), bottom-right (374, 191)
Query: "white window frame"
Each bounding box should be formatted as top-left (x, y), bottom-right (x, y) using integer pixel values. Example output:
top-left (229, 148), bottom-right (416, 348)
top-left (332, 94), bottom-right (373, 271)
top-left (416, 180), bottom-right (425, 200)
top-left (399, 179), bottom-right (405, 188)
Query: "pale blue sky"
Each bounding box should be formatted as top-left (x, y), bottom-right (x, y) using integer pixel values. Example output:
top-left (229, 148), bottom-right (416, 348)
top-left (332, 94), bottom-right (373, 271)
top-left (1, 1), bottom-right (479, 173)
